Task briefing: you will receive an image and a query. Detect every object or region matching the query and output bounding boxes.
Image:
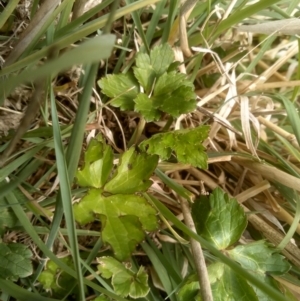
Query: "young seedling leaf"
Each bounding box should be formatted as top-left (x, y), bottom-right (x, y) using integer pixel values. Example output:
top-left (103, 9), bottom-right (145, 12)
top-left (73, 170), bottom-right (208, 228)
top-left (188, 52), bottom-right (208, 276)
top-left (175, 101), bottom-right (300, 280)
top-left (228, 241), bottom-right (290, 275)
top-left (134, 93), bottom-right (161, 121)
top-left (98, 256), bottom-right (149, 298)
top-left (133, 44), bottom-right (174, 93)
top-left (140, 126), bottom-right (209, 169)
top-left (191, 188), bottom-right (247, 249)
top-left (0, 243), bottom-right (33, 281)
top-left (104, 147), bottom-right (159, 194)
top-left (98, 73), bottom-right (139, 110)
top-left (38, 257), bottom-right (76, 298)
top-left (74, 189), bottom-right (158, 260)
top-left (152, 72), bottom-right (196, 117)
top-left (76, 135), bottom-right (113, 188)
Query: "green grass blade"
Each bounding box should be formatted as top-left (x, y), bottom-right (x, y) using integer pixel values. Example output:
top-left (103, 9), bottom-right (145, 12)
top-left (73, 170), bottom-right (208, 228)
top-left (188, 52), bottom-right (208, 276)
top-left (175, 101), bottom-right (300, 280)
top-left (0, 158), bottom-right (42, 199)
top-left (0, 278), bottom-right (60, 301)
top-left (16, 0), bottom-right (70, 62)
top-left (155, 168), bottom-right (194, 200)
top-left (50, 86), bottom-right (85, 299)
top-left (161, 0), bottom-right (179, 44)
top-left (277, 191), bottom-right (300, 250)
top-left (32, 63), bottom-right (100, 282)
top-left (56, 0), bottom-right (74, 30)
top-left (65, 63), bottom-right (99, 180)
top-left (0, 0), bottom-right (19, 29)
top-left (103, 0), bottom-right (121, 34)
top-left (211, 0), bottom-right (282, 39)
top-left (14, 226), bottom-right (100, 236)
top-left (146, 237), bottom-right (182, 283)
top-left (0, 0), bottom-right (161, 77)
top-left (126, 0), bottom-right (149, 52)
top-left (0, 34), bottom-right (116, 102)
top-left (291, 39), bottom-right (300, 101)
top-left (277, 95), bottom-right (300, 146)
top-left (243, 37), bottom-right (276, 74)
top-left (145, 0), bottom-right (167, 44)
top-left (259, 139), bottom-right (300, 178)
top-left (113, 27), bottom-right (135, 73)
top-left (30, 0), bottom-right (39, 17)
top-left (55, 0), bottom-right (115, 38)
top-left (141, 242), bottom-right (175, 300)
top-left (275, 134), bottom-right (300, 162)
top-left (0, 145), bottom-right (43, 182)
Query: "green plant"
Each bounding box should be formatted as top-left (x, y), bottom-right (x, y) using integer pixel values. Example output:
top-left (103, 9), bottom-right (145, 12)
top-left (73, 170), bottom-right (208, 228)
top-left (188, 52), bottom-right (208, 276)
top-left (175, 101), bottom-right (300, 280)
top-left (1, 1), bottom-right (300, 301)
top-left (0, 242), bottom-right (33, 281)
top-left (179, 188), bottom-right (291, 300)
top-left (73, 41), bottom-right (292, 299)
top-left (38, 256), bottom-right (77, 298)
top-left (74, 136), bottom-right (159, 261)
top-left (98, 44), bottom-right (197, 121)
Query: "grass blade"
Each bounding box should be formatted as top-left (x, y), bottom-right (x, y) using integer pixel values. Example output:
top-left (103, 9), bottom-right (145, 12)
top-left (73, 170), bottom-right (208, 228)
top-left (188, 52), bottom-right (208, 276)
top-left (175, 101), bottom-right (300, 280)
top-left (0, 0), bottom-right (161, 77)
top-left (0, 34), bottom-right (116, 102)
top-left (50, 86), bottom-right (85, 299)
top-left (277, 94), bottom-right (300, 146)
top-left (0, 0), bottom-right (20, 29)
top-left (0, 278), bottom-right (60, 301)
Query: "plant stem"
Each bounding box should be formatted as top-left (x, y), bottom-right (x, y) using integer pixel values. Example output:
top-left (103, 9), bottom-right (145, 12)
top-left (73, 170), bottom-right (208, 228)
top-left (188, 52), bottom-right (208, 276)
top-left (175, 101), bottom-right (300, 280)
top-left (174, 172), bottom-right (213, 301)
top-left (72, 0), bottom-right (86, 21)
top-left (180, 195), bottom-right (213, 300)
top-left (128, 116), bottom-right (146, 147)
top-left (161, 115), bottom-right (173, 132)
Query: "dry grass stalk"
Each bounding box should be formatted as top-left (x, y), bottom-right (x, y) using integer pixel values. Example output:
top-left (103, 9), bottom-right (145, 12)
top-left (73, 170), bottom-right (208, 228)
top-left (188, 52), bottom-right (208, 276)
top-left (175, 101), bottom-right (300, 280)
top-left (232, 158), bottom-right (300, 193)
top-left (4, 0), bottom-right (61, 66)
top-left (235, 180), bottom-right (271, 204)
top-left (244, 205), bottom-right (300, 268)
top-left (238, 18), bottom-right (300, 35)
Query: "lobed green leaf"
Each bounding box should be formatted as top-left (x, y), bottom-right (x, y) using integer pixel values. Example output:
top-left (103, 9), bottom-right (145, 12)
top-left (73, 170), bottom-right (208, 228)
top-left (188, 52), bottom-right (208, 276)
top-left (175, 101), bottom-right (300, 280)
top-left (152, 71), bottom-right (196, 116)
top-left (178, 262), bottom-right (258, 301)
top-left (74, 189), bottom-right (158, 260)
top-left (209, 262), bottom-right (258, 301)
top-left (104, 147), bottom-right (159, 194)
top-left (140, 126), bottom-right (209, 168)
top-left (76, 136), bottom-right (113, 188)
top-left (98, 256), bottom-right (149, 298)
top-left (38, 257), bottom-right (76, 298)
top-left (133, 44), bottom-right (174, 93)
top-left (98, 73), bottom-right (139, 110)
top-left (228, 241), bottom-right (290, 275)
top-left (134, 93), bottom-right (161, 121)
